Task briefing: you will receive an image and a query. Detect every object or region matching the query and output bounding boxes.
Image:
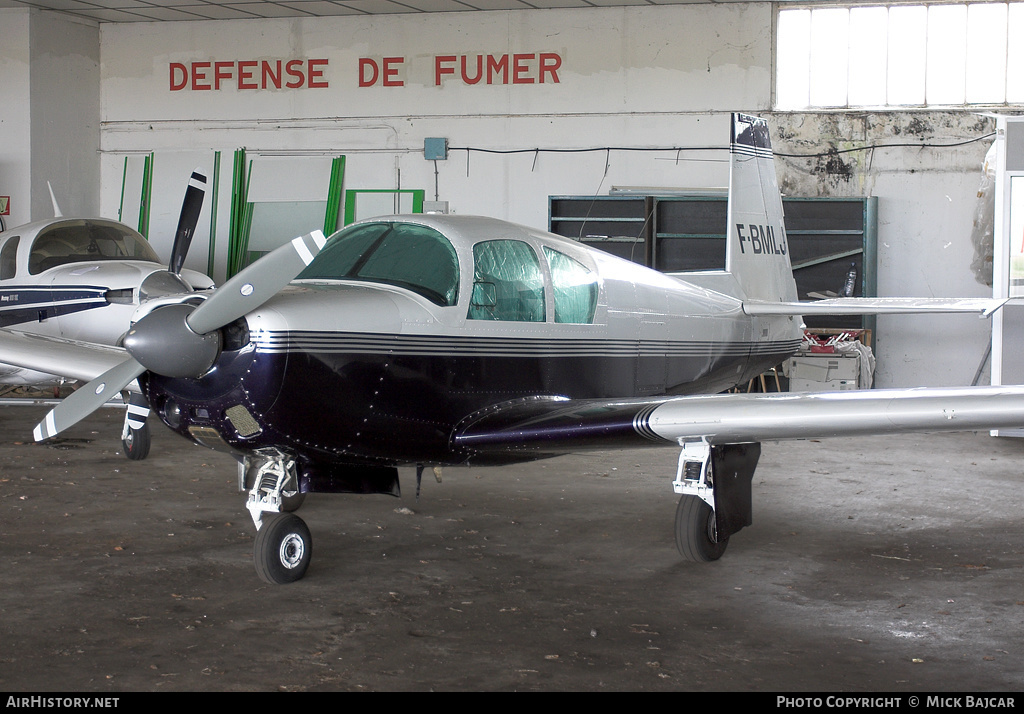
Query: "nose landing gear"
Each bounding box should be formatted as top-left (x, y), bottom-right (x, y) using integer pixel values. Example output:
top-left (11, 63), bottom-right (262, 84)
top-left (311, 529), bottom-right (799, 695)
top-left (241, 449), bottom-right (311, 584)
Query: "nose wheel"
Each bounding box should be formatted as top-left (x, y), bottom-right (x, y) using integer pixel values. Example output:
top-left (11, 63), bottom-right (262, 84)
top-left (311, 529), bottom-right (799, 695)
top-left (254, 513), bottom-right (312, 584)
top-left (121, 422), bottom-right (151, 461)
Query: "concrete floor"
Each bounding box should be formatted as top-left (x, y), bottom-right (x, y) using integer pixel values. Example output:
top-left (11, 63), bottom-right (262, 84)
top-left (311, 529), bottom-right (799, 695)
top-left (1, 404), bottom-right (1023, 692)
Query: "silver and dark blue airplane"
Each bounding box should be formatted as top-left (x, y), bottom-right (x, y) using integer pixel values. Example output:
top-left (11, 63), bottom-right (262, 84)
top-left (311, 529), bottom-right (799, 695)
top-left (6, 114), bottom-right (1023, 584)
top-left (0, 173), bottom-right (213, 459)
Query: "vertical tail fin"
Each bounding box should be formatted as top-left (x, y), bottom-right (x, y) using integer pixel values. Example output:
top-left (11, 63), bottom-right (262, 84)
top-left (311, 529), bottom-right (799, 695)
top-left (726, 114), bottom-right (798, 303)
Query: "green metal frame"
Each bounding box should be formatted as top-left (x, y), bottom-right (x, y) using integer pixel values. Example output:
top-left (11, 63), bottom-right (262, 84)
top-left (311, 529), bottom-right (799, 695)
top-left (324, 156), bottom-right (346, 236)
top-left (208, 151), bottom-right (221, 278)
top-left (226, 149), bottom-right (253, 279)
top-left (138, 153), bottom-right (154, 238)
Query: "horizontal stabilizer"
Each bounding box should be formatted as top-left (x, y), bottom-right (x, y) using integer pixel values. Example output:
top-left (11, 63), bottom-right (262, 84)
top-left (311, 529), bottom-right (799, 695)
top-left (743, 297), bottom-right (1007, 317)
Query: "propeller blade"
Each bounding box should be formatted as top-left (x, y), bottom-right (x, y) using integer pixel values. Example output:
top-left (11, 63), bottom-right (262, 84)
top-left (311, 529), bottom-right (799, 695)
top-left (186, 230), bottom-right (326, 335)
top-left (167, 169), bottom-right (207, 275)
top-left (33, 358), bottom-right (145, 442)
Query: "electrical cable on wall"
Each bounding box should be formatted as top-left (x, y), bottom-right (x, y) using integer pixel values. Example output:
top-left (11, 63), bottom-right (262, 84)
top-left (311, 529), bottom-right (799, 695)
top-left (447, 131), bottom-right (996, 163)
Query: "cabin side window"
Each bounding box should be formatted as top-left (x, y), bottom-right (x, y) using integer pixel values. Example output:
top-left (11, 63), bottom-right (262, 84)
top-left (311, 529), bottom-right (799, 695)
top-left (0, 237), bottom-right (19, 280)
top-left (544, 247), bottom-right (598, 324)
top-left (468, 240), bottom-right (546, 322)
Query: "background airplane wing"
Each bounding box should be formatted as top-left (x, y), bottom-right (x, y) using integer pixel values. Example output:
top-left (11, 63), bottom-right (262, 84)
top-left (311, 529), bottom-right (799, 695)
top-left (0, 330), bottom-right (129, 384)
top-left (452, 385), bottom-right (1024, 459)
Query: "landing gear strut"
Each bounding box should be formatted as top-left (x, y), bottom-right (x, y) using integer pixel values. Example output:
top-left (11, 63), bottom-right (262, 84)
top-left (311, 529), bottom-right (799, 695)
top-left (672, 441), bottom-right (760, 562)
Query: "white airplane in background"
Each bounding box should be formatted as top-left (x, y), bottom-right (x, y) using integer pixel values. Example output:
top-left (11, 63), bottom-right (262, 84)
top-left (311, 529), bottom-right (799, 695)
top-left (0, 172), bottom-right (213, 459)
top-left (3, 114), bottom-right (1022, 585)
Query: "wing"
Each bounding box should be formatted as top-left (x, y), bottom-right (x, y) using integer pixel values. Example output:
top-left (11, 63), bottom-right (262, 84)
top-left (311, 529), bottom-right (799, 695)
top-left (743, 297), bottom-right (1006, 317)
top-left (0, 329), bottom-right (129, 383)
top-left (452, 385), bottom-right (1024, 459)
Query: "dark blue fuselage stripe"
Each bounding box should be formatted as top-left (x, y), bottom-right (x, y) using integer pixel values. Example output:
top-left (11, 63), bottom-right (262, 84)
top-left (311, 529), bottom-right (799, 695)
top-left (0, 286), bottom-right (109, 327)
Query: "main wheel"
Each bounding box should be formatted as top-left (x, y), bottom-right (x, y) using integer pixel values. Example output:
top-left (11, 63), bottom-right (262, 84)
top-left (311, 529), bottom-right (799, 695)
top-left (674, 495), bottom-right (728, 562)
top-left (254, 513), bottom-right (312, 584)
top-left (122, 422), bottom-right (151, 461)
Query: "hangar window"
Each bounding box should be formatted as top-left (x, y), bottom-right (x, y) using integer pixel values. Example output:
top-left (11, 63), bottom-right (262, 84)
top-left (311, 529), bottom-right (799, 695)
top-left (544, 247), bottom-right (598, 324)
top-left (296, 221), bottom-right (459, 307)
top-left (777, 2), bottom-right (1024, 109)
top-left (468, 240), bottom-right (546, 322)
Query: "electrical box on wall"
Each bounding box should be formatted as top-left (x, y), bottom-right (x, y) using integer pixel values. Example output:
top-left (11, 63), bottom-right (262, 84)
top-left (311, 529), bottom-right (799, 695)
top-left (424, 138), bottom-right (448, 161)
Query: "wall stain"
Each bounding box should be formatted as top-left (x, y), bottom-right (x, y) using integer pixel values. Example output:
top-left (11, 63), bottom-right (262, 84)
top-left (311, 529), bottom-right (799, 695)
top-left (812, 147), bottom-right (854, 188)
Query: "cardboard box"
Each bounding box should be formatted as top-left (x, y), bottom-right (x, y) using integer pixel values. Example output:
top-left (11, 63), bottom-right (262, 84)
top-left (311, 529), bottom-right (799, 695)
top-left (786, 352), bottom-right (860, 391)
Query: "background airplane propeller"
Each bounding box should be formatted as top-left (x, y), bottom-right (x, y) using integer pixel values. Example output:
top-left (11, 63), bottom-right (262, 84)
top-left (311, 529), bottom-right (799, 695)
top-left (33, 230), bottom-right (327, 442)
top-left (138, 169), bottom-right (209, 301)
top-left (168, 169), bottom-right (207, 275)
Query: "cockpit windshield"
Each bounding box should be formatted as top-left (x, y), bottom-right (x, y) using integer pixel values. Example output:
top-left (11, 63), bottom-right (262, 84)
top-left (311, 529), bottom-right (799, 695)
top-left (296, 221), bottom-right (460, 307)
top-left (29, 219), bottom-right (162, 275)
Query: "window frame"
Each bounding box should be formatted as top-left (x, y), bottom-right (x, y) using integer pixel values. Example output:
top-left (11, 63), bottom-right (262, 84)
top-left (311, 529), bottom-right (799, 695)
top-left (775, 1), bottom-right (1024, 111)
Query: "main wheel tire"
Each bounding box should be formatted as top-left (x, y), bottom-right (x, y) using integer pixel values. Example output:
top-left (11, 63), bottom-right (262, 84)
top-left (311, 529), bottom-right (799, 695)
top-left (254, 513), bottom-right (312, 584)
top-left (674, 495), bottom-right (728, 562)
top-left (122, 423), bottom-right (151, 461)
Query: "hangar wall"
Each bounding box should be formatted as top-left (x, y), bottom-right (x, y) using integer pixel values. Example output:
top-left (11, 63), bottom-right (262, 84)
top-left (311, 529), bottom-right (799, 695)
top-left (0, 11), bottom-right (32, 228)
top-left (0, 9), bottom-right (99, 226)
top-left (76, 4), bottom-right (1002, 389)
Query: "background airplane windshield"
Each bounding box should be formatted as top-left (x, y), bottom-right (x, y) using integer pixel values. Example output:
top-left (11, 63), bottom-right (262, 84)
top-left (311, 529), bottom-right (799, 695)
top-left (29, 219), bottom-right (162, 274)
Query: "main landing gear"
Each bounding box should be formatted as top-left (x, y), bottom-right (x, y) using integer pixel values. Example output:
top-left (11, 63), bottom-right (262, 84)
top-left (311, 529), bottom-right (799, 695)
top-left (672, 440), bottom-right (761, 562)
top-left (240, 450), bottom-right (311, 584)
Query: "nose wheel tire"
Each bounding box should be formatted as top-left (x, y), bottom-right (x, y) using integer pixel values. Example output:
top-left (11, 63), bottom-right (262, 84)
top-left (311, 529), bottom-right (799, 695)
top-left (674, 494), bottom-right (728, 562)
top-left (254, 513), bottom-right (312, 584)
top-left (122, 423), bottom-right (151, 461)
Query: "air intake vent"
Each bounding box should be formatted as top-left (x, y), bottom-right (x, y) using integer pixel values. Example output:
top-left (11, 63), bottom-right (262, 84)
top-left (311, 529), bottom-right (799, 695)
top-left (225, 405), bottom-right (262, 437)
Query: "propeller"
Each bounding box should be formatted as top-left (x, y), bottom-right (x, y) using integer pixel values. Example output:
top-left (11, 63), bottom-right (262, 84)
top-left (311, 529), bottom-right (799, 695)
top-left (33, 230), bottom-right (327, 442)
top-left (167, 169), bottom-right (207, 275)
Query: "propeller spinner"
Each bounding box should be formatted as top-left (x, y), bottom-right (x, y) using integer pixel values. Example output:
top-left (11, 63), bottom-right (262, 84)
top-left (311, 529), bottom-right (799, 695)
top-left (33, 230), bottom-right (327, 442)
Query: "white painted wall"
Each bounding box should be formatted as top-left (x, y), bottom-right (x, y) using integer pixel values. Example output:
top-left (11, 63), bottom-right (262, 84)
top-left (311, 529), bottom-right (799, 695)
top-left (28, 11), bottom-right (100, 219)
top-left (0, 10), bottom-right (32, 228)
top-left (3, 1), bottom-right (987, 389)
top-left (98, 5), bottom-right (768, 280)
top-left (0, 9), bottom-right (99, 226)
top-left (771, 112), bottom-right (995, 388)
